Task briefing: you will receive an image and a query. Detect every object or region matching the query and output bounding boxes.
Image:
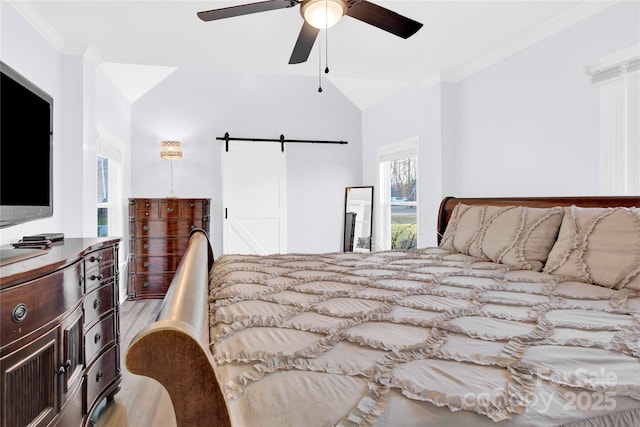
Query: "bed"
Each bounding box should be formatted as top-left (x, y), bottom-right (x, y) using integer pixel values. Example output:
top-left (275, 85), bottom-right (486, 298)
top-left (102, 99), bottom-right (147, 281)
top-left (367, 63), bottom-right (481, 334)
top-left (125, 196), bottom-right (640, 427)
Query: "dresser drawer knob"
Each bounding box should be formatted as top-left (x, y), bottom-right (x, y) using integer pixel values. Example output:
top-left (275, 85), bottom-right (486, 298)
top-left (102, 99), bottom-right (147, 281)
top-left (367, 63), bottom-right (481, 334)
top-left (143, 261), bottom-right (150, 268)
top-left (145, 212), bottom-right (150, 216)
top-left (143, 282), bottom-right (150, 288)
top-left (90, 255), bottom-right (102, 263)
top-left (93, 299), bottom-right (101, 310)
top-left (94, 333), bottom-right (102, 344)
top-left (11, 303), bottom-right (27, 323)
top-left (145, 203), bottom-right (150, 207)
top-left (143, 243), bottom-right (150, 249)
top-left (167, 207), bottom-right (174, 213)
top-left (90, 274), bottom-right (103, 281)
top-left (143, 225), bottom-right (149, 231)
top-left (96, 371), bottom-right (103, 382)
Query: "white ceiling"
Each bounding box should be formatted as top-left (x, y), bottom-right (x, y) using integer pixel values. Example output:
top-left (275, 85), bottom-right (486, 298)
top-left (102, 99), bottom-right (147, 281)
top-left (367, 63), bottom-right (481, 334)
top-left (14, 1), bottom-right (617, 108)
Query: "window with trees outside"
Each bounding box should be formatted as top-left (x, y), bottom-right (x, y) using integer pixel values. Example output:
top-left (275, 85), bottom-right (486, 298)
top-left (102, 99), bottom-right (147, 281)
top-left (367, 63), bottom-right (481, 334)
top-left (377, 138), bottom-right (418, 251)
top-left (97, 129), bottom-right (123, 239)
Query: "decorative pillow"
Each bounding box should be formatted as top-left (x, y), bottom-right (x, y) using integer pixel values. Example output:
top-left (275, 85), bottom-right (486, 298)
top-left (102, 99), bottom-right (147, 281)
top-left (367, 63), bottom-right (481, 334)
top-left (439, 203), bottom-right (564, 271)
top-left (543, 206), bottom-right (640, 290)
top-left (439, 203), bottom-right (486, 257)
top-left (480, 205), bottom-right (564, 271)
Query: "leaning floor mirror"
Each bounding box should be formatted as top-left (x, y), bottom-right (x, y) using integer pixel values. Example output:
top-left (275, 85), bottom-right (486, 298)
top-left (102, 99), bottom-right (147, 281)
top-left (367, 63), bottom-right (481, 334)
top-left (343, 186), bottom-right (374, 252)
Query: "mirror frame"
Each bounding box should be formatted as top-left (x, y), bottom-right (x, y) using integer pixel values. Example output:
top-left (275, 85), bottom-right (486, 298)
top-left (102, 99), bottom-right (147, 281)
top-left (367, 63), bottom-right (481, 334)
top-left (343, 186), bottom-right (374, 252)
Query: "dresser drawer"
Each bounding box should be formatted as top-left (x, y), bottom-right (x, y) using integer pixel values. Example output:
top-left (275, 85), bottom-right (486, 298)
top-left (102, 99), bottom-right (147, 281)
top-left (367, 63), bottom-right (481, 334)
top-left (130, 237), bottom-right (190, 256)
top-left (84, 283), bottom-right (115, 328)
top-left (131, 219), bottom-right (202, 238)
top-left (179, 200), bottom-right (206, 219)
top-left (130, 199), bottom-right (160, 219)
top-left (84, 313), bottom-right (115, 365)
top-left (1, 261), bottom-right (83, 347)
top-left (159, 200), bottom-right (181, 218)
top-left (85, 247), bottom-right (115, 274)
top-left (85, 345), bottom-right (118, 411)
top-left (85, 263), bottom-right (115, 293)
top-left (129, 255), bottom-right (182, 274)
top-left (129, 273), bottom-right (174, 298)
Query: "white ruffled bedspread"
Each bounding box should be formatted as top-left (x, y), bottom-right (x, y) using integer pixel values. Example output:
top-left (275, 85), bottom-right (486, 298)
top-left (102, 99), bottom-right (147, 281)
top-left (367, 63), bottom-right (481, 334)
top-left (208, 248), bottom-right (640, 427)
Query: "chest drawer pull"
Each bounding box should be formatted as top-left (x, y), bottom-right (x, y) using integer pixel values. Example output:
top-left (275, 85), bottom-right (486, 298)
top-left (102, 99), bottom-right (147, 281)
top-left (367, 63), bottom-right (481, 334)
top-left (11, 303), bottom-right (28, 323)
top-left (143, 243), bottom-right (150, 249)
top-left (143, 282), bottom-right (150, 288)
top-left (93, 299), bottom-right (101, 310)
top-left (94, 332), bottom-right (102, 344)
top-left (96, 371), bottom-right (103, 382)
top-left (90, 274), bottom-right (103, 282)
top-left (143, 262), bottom-right (150, 268)
top-left (167, 207), bottom-right (174, 213)
top-left (143, 225), bottom-right (149, 231)
top-left (89, 255), bottom-right (102, 263)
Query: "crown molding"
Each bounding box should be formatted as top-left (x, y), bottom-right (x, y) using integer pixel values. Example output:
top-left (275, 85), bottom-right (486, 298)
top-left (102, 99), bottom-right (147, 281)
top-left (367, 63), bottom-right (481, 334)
top-left (442, 1), bottom-right (618, 82)
top-left (7, 0), bottom-right (65, 51)
top-left (7, 1), bottom-right (103, 65)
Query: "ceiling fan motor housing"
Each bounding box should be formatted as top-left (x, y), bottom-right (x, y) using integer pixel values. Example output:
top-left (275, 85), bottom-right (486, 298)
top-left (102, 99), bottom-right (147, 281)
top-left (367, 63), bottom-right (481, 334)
top-left (301, 0), bottom-right (347, 29)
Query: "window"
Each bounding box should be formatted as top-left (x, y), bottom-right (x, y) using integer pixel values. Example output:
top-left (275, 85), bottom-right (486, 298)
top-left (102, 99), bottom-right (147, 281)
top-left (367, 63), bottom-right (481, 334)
top-left (97, 156), bottom-right (110, 237)
top-left (377, 138), bottom-right (418, 251)
top-left (97, 129), bottom-right (123, 239)
top-left (589, 45), bottom-right (640, 195)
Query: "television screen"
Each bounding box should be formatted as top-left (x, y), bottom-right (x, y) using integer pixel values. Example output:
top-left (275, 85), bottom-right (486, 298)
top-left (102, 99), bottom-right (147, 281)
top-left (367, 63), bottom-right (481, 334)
top-left (0, 61), bottom-right (53, 228)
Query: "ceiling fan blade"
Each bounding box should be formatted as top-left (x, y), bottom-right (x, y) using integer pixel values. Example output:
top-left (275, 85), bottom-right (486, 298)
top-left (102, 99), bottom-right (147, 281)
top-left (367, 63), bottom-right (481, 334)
top-left (345, 0), bottom-right (422, 39)
top-left (197, 0), bottom-right (296, 22)
top-left (288, 22), bottom-right (320, 64)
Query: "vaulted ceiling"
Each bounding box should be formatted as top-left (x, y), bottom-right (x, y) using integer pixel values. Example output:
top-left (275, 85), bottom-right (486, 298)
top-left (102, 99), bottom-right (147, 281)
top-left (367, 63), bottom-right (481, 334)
top-left (13, 1), bottom-right (616, 108)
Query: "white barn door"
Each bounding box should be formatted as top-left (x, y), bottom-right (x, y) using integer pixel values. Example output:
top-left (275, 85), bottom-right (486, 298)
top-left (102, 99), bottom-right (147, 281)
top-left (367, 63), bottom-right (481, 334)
top-left (222, 141), bottom-right (287, 255)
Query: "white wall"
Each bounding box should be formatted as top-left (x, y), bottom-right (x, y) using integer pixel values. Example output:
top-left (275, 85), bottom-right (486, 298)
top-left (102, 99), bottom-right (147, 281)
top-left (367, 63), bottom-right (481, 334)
top-left (131, 68), bottom-right (362, 256)
top-left (1, 2), bottom-right (132, 264)
top-left (448, 1), bottom-right (640, 197)
top-left (362, 0), bottom-right (640, 248)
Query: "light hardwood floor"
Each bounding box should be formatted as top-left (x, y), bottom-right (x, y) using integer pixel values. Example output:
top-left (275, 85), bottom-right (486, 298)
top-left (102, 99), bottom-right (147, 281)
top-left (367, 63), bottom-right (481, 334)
top-left (93, 299), bottom-right (178, 427)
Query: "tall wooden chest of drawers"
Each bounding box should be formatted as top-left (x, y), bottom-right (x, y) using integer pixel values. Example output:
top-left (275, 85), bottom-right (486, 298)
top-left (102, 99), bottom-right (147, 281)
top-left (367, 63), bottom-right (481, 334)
top-left (127, 198), bottom-right (210, 299)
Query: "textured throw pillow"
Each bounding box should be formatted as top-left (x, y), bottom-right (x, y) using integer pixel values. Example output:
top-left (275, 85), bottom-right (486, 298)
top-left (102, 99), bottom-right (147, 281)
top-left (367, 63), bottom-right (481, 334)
top-left (439, 203), bottom-right (564, 271)
top-left (543, 206), bottom-right (640, 290)
top-left (439, 203), bottom-right (487, 258)
top-left (480, 205), bottom-right (564, 271)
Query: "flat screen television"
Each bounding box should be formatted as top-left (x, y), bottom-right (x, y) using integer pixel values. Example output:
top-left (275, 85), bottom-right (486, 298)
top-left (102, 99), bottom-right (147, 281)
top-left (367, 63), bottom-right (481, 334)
top-left (0, 61), bottom-right (54, 228)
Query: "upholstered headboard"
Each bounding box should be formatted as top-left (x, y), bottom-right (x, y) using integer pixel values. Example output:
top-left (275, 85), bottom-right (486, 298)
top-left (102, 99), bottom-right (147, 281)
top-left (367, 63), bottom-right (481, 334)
top-left (437, 195), bottom-right (640, 244)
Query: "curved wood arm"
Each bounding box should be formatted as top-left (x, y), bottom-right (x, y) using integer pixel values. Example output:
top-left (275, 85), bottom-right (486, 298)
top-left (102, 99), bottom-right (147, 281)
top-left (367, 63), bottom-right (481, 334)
top-left (125, 230), bottom-right (231, 427)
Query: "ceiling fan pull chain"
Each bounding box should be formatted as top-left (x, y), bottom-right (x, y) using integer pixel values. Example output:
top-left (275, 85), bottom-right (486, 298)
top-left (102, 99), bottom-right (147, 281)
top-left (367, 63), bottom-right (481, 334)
top-left (318, 31), bottom-right (323, 93)
top-left (324, 0), bottom-right (330, 74)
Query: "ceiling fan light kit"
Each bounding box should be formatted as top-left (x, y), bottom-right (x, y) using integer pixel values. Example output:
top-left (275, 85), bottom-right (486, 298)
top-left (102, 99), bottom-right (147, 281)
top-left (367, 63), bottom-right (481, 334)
top-left (301, 0), bottom-right (346, 29)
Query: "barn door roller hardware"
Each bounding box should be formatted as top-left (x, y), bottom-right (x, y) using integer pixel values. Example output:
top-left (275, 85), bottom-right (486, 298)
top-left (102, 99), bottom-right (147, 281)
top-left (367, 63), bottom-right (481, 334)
top-left (217, 132), bottom-right (348, 152)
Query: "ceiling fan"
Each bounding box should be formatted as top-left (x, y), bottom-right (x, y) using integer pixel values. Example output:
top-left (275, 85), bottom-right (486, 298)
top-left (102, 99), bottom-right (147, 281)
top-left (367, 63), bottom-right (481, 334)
top-left (197, 0), bottom-right (423, 65)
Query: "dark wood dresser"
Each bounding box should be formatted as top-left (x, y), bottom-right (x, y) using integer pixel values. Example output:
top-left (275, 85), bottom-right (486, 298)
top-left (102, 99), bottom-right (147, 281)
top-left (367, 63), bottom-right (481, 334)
top-left (0, 237), bottom-right (121, 427)
top-left (127, 198), bottom-right (210, 299)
